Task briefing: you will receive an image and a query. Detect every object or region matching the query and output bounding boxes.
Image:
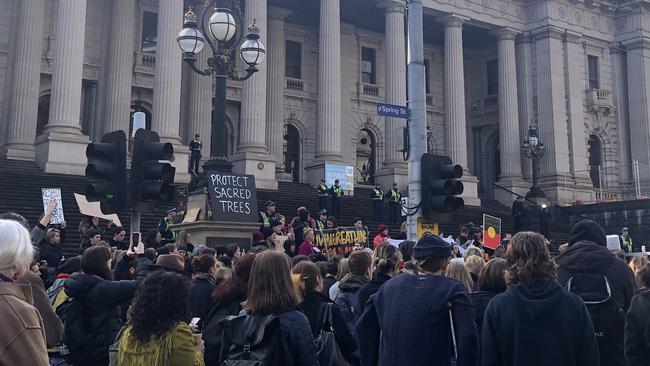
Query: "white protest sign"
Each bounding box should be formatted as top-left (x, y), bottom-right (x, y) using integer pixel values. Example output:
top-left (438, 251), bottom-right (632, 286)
top-left (73, 193), bottom-right (122, 227)
top-left (42, 188), bottom-right (64, 224)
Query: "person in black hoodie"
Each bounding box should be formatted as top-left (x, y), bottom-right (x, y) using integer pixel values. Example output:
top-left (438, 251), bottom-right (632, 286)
top-left (292, 261), bottom-right (359, 365)
top-left (334, 250), bottom-right (372, 338)
top-left (555, 219), bottom-right (635, 366)
top-left (625, 262), bottom-right (650, 366)
top-left (63, 245), bottom-right (148, 366)
top-left (482, 231), bottom-right (599, 366)
top-left (357, 243), bottom-right (402, 314)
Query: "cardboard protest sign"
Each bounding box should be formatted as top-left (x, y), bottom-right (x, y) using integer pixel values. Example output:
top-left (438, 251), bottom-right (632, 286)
top-left (42, 188), bottom-right (65, 224)
top-left (73, 193), bottom-right (122, 227)
top-left (182, 208), bottom-right (200, 223)
top-left (483, 214), bottom-right (502, 250)
top-left (273, 235), bottom-right (288, 250)
top-left (417, 218), bottom-right (439, 239)
top-left (205, 172), bottom-right (258, 222)
top-left (314, 226), bottom-right (369, 255)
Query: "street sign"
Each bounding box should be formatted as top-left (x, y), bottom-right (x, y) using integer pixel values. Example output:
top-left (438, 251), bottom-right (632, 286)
top-left (376, 102), bottom-right (410, 119)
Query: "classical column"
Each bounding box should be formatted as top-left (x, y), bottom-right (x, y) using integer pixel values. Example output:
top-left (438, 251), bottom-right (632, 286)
top-left (152, 0), bottom-right (182, 144)
top-left (35, 0), bottom-right (90, 175)
top-left (515, 33), bottom-right (534, 178)
top-left (3, 0), bottom-right (46, 160)
top-left (442, 15), bottom-right (469, 167)
top-left (266, 7), bottom-right (292, 174)
top-left (231, 0), bottom-right (277, 189)
top-left (624, 38), bottom-right (650, 187)
top-left (611, 45), bottom-right (632, 187)
top-left (564, 32), bottom-right (589, 185)
top-left (102, 0), bottom-right (135, 135)
top-left (494, 29), bottom-right (522, 179)
top-left (316, 0), bottom-right (342, 161)
top-left (186, 39), bottom-right (212, 160)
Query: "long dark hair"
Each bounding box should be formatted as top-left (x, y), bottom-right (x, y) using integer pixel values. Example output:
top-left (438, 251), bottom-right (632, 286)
top-left (81, 245), bottom-right (113, 280)
top-left (245, 251), bottom-right (301, 315)
top-left (506, 232), bottom-right (557, 285)
top-left (212, 253), bottom-right (255, 303)
top-left (129, 271), bottom-right (191, 344)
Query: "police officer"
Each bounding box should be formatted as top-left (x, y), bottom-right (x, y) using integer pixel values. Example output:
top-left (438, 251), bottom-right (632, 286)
top-left (330, 180), bottom-right (343, 220)
top-left (370, 183), bottom-right (384, 222)
top-left (620, 227), bottom-right (634, 253)
top-left (158, 208), bottom-right (177, 244)
top-left (258, 201), bottom-right (276, 239)
top-left (317, 209), bottom-right (328, 231)
top-left (189, 133), bottom-right (202, 174)
top-left (387, 183), bottom-right (402, 224)
top-left (317, 179), bottom-right (329, 211)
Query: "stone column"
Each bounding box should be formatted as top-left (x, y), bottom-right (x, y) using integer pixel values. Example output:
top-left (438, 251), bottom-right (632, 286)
top-left (611, 46), bottom-right (632, 188)
top-left (102, 0), bottom-right (135, 135)
top-left (231, 0), bottom-right (277, 189)
top-left (3, 0), bottom-right (46, 160)
top-left (441, 14), bottom-right (479, 205)
top-left (151, 0), bottom-right (190, 182)
top-left (515, 33), bottom-right (534, 179)
top-left (266, 7), bottom-right (292, 179)
top-left (186, 40), bottom-right (212, 162)
top-left (35, 0), bottom-right (90, 175)
top-left (624, 38), bottom-right (650, 189)
top-left (316, 0), bottom-right (342, 162)
top-left (533, 26), bottom-right (571, 201)
top-left (376, 0), bottom-right (408, 189)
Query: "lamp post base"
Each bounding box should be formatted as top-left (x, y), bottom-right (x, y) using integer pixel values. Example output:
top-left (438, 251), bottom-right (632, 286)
top-left (526, 186), bottom-right (546, 199)
top-left (188, 157), bottom-right (234, 193)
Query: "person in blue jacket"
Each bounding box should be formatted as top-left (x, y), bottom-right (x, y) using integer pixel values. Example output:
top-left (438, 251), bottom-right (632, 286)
top-left (356, 233), bottom-right (478, 366)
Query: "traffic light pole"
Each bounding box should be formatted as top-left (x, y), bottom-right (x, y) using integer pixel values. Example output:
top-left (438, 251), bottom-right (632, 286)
top-left (406, 0), bottom-right (427, 241)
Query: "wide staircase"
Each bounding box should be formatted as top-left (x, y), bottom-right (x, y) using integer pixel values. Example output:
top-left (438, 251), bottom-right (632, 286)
top-left (0, 158), bottom-right (519, 256)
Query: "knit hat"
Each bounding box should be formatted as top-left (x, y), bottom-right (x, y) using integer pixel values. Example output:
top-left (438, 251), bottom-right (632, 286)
top-left (413, 233), bottom-right (452, 259)
top-left (568, 219), bottom-right (607, 247)
top-left (86, 228), bottom-right (101, 239)
top-left (264, 201), bottom-right (276, 209)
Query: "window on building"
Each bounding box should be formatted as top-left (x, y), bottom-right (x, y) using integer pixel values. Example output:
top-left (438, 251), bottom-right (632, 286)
top-left (141, 11), bottom-right (158, 53)
top-left (424, 59), bottom-right (431, 94)
top-left (588, 55), bottom-right (600, 90)
top-left (361, 47), bottom-right (377, 85)
top-left (285, 40), bottom-right (302, 79)
top-left (486, 59), bottom-right (498, 95)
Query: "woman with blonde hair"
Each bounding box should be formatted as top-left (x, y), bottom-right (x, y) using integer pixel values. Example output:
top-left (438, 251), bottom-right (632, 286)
top-left (0, 219), bottom-right (48, 365)
top-left (329, 257), bottom-right (350, 300)
top-left (446, 261), bottom-right (474, 293)
top-left (629, 255), bottom-right (649, 290)
top-left (298, 227), bottom-right (319, 256)
top-left (465, 254), bottom-right (485, 290)
top-left (358, 243), bottom-right (402, 313)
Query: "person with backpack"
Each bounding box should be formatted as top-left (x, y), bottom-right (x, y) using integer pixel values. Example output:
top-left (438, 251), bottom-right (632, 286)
top-left (202, 253), bottom-right (255, 366)
top-left (355, 233), bottom-right (478, 366)
top-left (625, 262), bottom-right (650, 366)
top-left (63, 245), bottom-right (148, 366)
top-left (357, 244), bottom-right (401, 314)
top-left (555, 219), bottom-right (635, 366)
top-left (482, 232), bottom-right (599, 366)
top-left (0, 219), bottom-right (49, 366)
top-left (219, 250), bottom-right (318, 366)
top-left (115, 271), bottom-right (204, 365)
top-left (292, 261), bottom-right (359, 365)
top-left (334, 250), bottom-right (372, 338)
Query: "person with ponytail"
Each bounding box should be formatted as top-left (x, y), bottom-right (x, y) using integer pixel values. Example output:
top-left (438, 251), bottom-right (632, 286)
top-left (292, 261), bottom-right (359, 365)
top-left (357, 243), bottom-right (402, 313)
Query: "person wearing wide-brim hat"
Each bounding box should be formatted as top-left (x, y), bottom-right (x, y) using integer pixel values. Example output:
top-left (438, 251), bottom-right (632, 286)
top-left (258, 201), bottom-right (277, 239)
top-left (356, 233), bottom-right (479, 366)
top-left (148, 254), bottom-right (189, 276)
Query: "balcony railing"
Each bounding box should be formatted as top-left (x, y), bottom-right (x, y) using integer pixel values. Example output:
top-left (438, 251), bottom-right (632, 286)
top-left (134, 52), bottom-right (156, 69)
top-left (586, 89), bottom-right (613, 114)
top-left (286, 77), bottom-right (304, 91)
top-left (484, 95), bottom-right (498, 107)
top-left (362, 83), bottom-right (379, 97)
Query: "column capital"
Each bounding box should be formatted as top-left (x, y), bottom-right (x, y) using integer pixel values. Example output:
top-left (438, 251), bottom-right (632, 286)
top-left (378, 0), bottom-right (406, 13)
top-left (609, 42), bottom-right (626, 54)
top-left (563, 30), bottom-right (582, 44)
top-left (491, 27), bottom-right (517, 41)
top-left (530, 25), bottom-right (564, 41)
top-left (516, 31), bottom-right (533, 45)
top-left (438, 14), bottom-right (469, 28)
top-left (268, 6), bottom-right (292, 21)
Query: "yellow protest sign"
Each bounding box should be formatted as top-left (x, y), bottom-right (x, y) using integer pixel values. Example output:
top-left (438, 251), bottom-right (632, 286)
top-left (417, 218), bottom-right (439, 239)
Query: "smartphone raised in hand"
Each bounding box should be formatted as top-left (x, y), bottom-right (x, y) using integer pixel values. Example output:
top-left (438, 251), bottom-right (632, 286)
top-left (130, 232), bottom-right (141, 249)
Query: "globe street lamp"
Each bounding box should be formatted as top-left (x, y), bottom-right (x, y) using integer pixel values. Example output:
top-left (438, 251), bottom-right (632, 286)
top-left (521, 120), bottom-right (546, 198)
top-left (177, 2), bottom-right (265, 178)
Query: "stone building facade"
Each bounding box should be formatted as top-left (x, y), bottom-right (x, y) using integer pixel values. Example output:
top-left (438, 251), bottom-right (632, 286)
top-left (0, 0), bottom-right (646, 205)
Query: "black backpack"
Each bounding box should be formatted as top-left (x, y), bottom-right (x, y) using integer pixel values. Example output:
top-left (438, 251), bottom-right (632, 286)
top-left (219, 313), bottom-right (281, 366)
top-left (566, 273), bottom-right (625, 359)
top-left (60, 298), bottom-right (100, 365)
top-left (202, 301), bottom-right (242, 366)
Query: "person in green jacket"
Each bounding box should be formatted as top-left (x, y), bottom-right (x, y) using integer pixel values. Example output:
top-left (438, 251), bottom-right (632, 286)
top-left (117, 271), bottom-right (204, 366)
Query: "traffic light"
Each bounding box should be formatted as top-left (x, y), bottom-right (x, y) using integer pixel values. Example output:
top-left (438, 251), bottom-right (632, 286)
top-left (421, 153), bottom-right (464, 217)
top-left (131, 129), bottom-right (175, 208)
top-left (85, 130), bottom-right (127, 213)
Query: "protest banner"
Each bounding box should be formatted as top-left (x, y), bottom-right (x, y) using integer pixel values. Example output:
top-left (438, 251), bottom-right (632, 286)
top-left (73, 193), bottom-right (122, 227)
top-left (314, 226), bottom-right (369, 255)
top-left (483, 214), bottom-right (502, 250)
top-left (205, 172), bottom-right (258, 222)
top-left (42, 188), bottom-right (65, 224)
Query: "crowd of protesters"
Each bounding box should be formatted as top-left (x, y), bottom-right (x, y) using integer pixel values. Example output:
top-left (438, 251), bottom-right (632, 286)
top-left (0, 196), bottom-right (649, 366)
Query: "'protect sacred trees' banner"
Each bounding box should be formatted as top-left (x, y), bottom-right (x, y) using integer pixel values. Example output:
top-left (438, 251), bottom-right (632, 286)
top-left (314, 226), bottom-right (369, 255)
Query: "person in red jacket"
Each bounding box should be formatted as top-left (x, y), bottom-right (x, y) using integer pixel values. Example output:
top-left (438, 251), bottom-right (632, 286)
top-left (373, 224), bottom-right (390, 248)
top-left (299, 228), bottom-right (320, 256)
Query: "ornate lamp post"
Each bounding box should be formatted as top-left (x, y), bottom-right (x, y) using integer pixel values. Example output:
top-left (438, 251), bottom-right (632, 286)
top-left (177, 2), bottom-right (266, 174)
top-left (521, 120), bottom-right (546, 198)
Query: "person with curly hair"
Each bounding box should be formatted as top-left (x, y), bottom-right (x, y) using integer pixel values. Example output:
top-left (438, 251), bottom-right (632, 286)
top-left (116, 270), bottom-right (204, 365)
top-left (482, 232), bottom-right (599, 366)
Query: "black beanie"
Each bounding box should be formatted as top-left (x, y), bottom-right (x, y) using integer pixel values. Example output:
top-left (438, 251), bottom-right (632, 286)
top-left (568, 219), bottom-right (607, 247)
top-left (413, 233), bottom-right (451, 259)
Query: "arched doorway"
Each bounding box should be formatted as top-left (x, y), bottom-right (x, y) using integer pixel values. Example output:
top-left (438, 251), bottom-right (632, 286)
top-left (36, 94), bottom-right (50, 136)
top-left (588, 134), bottom-right (603, 188)
top-left (283, 124), bottom-right (300, 182)
top-left (356, 129), bottom-right (376, 185)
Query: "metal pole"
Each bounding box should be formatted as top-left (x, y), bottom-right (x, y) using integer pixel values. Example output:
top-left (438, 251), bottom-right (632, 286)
top-left (406, 0), bottom-right (427, 241)
top-left (598, 165), bottom-right (603, 200)
top-left (531, 158), bottom-right (539, 195)
top-left (130, 210), bottom-right (141, 236)
top-left (204, 74), bottom-right (232, 172)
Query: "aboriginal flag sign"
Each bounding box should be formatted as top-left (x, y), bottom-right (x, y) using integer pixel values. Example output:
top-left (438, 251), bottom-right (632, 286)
top-left (482, 214), bottom-right (502, 250)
